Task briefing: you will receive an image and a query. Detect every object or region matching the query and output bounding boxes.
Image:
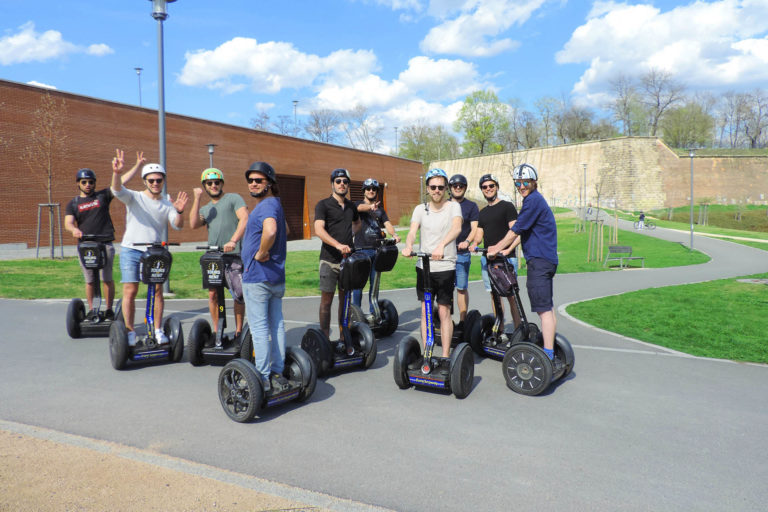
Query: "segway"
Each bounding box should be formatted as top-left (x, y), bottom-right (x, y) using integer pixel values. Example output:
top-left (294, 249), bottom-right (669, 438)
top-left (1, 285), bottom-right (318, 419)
top-left (301, 250), bottom-right (377, 377)
top-left (501, 332), bottom-right (575, 396)
top-left (393, 252), bottom-right (474, 398)
top-left (218, 346), bottom-right (317, 423)
top-left (66, 234), bottom-right (122, 338)
top-left (465, 249), bottom-right (540, 359)
top-left (108, 242), bottom-right (184, 370)
top-left (188, 246), bottom-right (252, 366)
top-left (348, 237), bottom-right (399, 338)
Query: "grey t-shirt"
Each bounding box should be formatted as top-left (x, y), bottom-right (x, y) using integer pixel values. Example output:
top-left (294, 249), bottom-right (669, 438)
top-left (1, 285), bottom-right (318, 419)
top-left (199, 193), bottom-right (247, 251)
top-left (112, 187), bottom-right (181, 249)
top-left (410, 200), bottom-right (462, 273)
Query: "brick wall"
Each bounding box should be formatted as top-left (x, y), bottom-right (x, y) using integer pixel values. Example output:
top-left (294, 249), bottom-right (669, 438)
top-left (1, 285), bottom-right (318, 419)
top-left (0, 79), bottom-right (422, 247)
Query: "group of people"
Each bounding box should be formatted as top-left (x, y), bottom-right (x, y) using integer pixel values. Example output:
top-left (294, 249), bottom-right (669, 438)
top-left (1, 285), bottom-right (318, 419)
top-left (64, 151), bottom-right (560, 392)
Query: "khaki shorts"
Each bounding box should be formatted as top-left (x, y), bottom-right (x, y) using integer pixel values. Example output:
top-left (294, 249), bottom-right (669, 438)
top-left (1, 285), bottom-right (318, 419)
top-left (318, 260), bottom-right (341, 293)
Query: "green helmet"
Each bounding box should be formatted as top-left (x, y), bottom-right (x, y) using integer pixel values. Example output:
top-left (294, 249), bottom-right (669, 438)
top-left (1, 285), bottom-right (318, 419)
top-left (200, 168), bottom-right (224, 183)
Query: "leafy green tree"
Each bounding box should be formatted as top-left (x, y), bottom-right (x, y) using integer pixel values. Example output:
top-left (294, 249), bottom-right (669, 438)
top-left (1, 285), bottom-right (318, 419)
top-left (397, 123), bottom-right (459, 168)
top-left (660, 102), bottom-right (714, 148)
top-left (453, 90), bottom-right (508, 155)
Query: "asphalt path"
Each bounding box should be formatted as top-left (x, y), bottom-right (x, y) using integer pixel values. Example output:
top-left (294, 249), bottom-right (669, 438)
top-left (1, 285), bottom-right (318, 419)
top-left (2, 221), bottom-right (767, 511)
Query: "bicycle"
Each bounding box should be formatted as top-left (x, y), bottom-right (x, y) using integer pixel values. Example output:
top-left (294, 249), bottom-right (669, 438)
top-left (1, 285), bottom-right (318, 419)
top-left (633, 220), bottom-right (656, 230)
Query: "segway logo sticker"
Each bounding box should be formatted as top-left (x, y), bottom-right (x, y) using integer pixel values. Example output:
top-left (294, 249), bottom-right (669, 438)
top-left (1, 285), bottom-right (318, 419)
top-left (150, 260), bottom-right (166, 280)
top-left (83, 249), bottom-right (97, 266)
top-left (206, 262), bottom-right (221, 282)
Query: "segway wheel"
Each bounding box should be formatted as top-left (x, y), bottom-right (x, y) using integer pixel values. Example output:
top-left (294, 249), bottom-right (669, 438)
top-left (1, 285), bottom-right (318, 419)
top-left (188, 319), bottom-right (211, 366)
top-left (462, 310), bottom-right (481, 344)
top-left (393, 336), bottom-right (421, 389)
top-left (378, 299), bottom-right (399, 337)
top-left (349, 304), bottom-right (367, 328)
top-left (526, 323), bottom-right (541, 343)
top-left (449, 343), bottom-right (474, 399)
top-left (300, 328), bottom-right (333, 377)
top-left (285, 346), bottom-right (317, 403)
top-left (467, 314), bottom-right (485, 357)
top-left (164, 316), bottom-right (184, 362)
top-left (352, 322), bottom-right (377, 369)
top-left (554, 333), bottom-right (575, 378)
top-left (238, 326), bottom-right (254, 362)
top-left (109, 321), bottom-right (129, 370)
top-left (66, 298), bottom-right (85, 339)
top-left (113, 300), bottom-right (124, 324)
top-left (218, 359), bottom-right (262, 423)
top-left (502, 343), bottom-right (552, 396)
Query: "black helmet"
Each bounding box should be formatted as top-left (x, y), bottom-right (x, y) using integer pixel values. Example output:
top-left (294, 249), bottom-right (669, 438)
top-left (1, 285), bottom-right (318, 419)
top-left (478, 173), bottom-right (499, 188)
top-left (331, 168), bottom-right (351, 182)
top-left (362, 178), bottom-right (379, 190)
top-left (245, 161), bottom-right (276, 183)
top-left (76, 168), bottom-right (96, 182)
top-left (448, 174), bottom-right (467, 187)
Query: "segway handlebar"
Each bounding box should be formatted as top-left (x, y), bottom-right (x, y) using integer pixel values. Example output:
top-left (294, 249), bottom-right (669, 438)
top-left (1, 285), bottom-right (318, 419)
top-left (196, 245), bottom-right (241, 256)
top-left (357, 237), bottom-right (398, 251)
top-left (80, 234), bottom-right (114, 243)
top-left (133, 241), bottom-right (180, 248)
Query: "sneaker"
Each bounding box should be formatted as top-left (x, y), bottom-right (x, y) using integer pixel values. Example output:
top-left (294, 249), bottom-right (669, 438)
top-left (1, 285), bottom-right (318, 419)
top-left (270, 372), bottom-right (290, 390)
top-left (261, 376), bottom-right (272, 394)
top-left (155, 329), bottom-right (169, 344)
top-left (127, 331), bottom-right (137, 346)
top-left (552, 355), bottom-right (565, 372)
top-left (105, 309), bottom-right (115, 320)
top-left (86, 309), bottom-right (98, 321)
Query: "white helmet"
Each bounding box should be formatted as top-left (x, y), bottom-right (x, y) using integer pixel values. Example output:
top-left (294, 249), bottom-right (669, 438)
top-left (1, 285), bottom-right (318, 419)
top-left (141, 163), bottom-right (166, 179)
top-left (512, 163), bottom-right (538, 181)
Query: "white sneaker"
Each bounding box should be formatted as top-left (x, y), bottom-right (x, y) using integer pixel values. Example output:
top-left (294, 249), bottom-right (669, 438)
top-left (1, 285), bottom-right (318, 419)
top-left (155, 329), bottom-right (169, 344)
top-left (127, 331), bottom-right (137, 346)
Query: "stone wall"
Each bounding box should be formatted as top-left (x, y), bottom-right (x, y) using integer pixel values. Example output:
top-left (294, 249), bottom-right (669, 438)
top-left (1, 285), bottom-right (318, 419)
top-left (431, 137), bottom-right (768, 211)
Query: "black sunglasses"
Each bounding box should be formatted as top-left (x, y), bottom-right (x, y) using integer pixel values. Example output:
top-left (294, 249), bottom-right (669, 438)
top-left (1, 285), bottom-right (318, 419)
top-left (429, 185), bottom-right (446, 191)
top-left (79, 179), bottom-right (95, 185)
top-left (247, 177), bottom-right (266, 184)
top-left (205, 180), bottom-right (222, 186)
top-left (334, 178), bottom-right (350, 185)
top-left (364, 186), bottom-right (378, 191)
top-left (481, 183), bottom-right (496, 190)
top-left (146, 178), bottom-right (164, 184)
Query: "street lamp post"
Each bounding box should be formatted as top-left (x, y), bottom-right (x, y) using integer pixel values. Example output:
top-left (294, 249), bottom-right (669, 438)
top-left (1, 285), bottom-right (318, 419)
top-left (689, 148), bottom-right (695, 251)
top-left (134, 67), bottom-right (143, 106)
top-left (292, 100), bottom-right (298, 136)
top-left (582, 163), bottom-right (587, 223)
top-left (206, 143), bottom-right (217, 168)
top-left (394, 126), bottom-right (398, 154)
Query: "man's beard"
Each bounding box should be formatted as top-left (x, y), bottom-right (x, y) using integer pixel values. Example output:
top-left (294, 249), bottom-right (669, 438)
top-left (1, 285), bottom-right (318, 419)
top-left (250, 187), bottom-right (269, 198)
top-left (336, 188), bottom-right (348, 197)
top-left (451, 192), bottom-right (464, 200)
top-left (207, 189), bottom-right (223, 198)
top-left (485, 193), bottom-right (497, 203)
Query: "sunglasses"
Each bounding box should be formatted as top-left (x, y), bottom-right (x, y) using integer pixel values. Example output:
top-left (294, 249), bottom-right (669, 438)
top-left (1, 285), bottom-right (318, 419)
top-left (334, 178), bottom-right (350, 185)
top-left (451, 184), bottom-right (466, 189)
top-left (146, 178), bottom-right (164, 184)
top-left (429, 185), bottom-right (446, 191)
top-left (79, 180), bottom-right (95, 185)
top-left (247, 177), bottom-right (266, 184)
top-left (205, 180), bottom-right (222, 187)
top-left (364, 186), bottom-right (378, 191)
top-left (514, 181), bottom-right (531, 188)
top-left (481, 183), bottom-right (496, 190)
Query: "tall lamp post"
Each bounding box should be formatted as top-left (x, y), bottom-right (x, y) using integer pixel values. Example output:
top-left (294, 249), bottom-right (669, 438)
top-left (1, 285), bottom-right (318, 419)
top-left (292, 100), bottom-right (298, 136)
top-left (134, 67), bottom-right (143, 106)
top-left (206, 143), bottom-right (217, 168)
top-left (689, 148), bottom-right (695, 251)
top-left (394, 126), bottom-right (398, 154)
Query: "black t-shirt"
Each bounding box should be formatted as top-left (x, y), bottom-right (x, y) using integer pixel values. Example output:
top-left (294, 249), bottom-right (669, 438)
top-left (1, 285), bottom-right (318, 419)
top-left (315, 196), bottom-right (359, 263)
top-left (478, 200), bottom-right (518, 258)
top-left (64, 188), bottom-right (115, 242)
top-left (353, 200), bottom-right (389, 248)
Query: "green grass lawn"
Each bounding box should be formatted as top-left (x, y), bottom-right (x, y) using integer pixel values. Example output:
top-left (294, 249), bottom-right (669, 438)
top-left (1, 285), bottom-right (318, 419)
top-left (566, 272), bottom-right (768, 363)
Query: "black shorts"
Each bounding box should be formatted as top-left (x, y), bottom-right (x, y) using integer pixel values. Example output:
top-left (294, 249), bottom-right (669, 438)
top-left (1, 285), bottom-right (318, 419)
top-left (416, 267), bottom-right (455, 306)
top-left (525, 257), bottom-right (557, 312)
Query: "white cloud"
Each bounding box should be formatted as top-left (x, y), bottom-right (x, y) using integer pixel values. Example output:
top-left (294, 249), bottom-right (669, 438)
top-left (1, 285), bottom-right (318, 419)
top-left (26, 80), bottom-right (57, 90)
top-left (0, 22), bottom-right (113, 65)
top-left (254, 102), bottom-right (275, 111)
top-left (398, 56), bottom-right (483, 99)
top-left (557, 1), bottom-right (768, 103)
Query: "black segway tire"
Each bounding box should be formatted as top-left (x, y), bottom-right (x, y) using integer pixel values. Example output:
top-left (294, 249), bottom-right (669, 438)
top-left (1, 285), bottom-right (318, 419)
top-left (109, 321), bottom-right (129, 370)
top-left (462, 310), bottom-right (481, 344)
top-left (113, 300), bottom-right (124, 324)
top-left (66, 298), bottom-right (85, 339)
top-left (526, 322), bottom-right (541, 343)
top-left (188, 319), bottom-right (211, 366)
top-left (238, 325), bottom-right (254, 362)
top-left (378, 299), bottom-right (399, 337)
top-left (352, 322), bottom-right (377, 369)
top-left (393, 336), bottom-right (421, 389)
top-left (467, 314), bottom-right (485, 356)
top-left (218, 359), bottom-right (263, 422)
top-left (554, 333), bottom-right (575, 378)
top-left (164, 316), bottom-right (184, 362)
top-left (285, 346), bottom-right (317, 403)
top-left (300, 328), bottom-right (333, 377)
top-left (449, 343), bottom-right (474, 399)
top-left (502, 343), bottom-right (552, 396)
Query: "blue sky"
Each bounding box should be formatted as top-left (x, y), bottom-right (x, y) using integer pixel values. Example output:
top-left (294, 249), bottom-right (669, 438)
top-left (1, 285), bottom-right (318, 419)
top-left (3, 0), bottom-right (768, 152)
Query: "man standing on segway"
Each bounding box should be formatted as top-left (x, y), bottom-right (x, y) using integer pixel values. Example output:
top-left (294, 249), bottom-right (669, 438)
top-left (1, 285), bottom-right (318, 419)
top-left (470, 173), bottom-right (521, 329)
top-left (188, 168), bottom-right (248, 339)
top-left (241, 162), bottom-right (289, 393)
top-left (314, 168), bottom-right (361, 340)
top-left (64, 150), bottom-right (143, 319)
top-left (488, 163), bottom-right (559, 365)
top-left (402, 168), bottom-right (462, 358)
top-left (448, 174), bottom-right (479, 330)
top-left (111, 150), bottom-right (188, 347)
top-left (352, 178), bottom-right (401, 313)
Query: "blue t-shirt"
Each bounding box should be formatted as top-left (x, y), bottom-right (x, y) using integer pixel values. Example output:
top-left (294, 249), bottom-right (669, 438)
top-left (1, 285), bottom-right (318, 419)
top-left (511, 189), bottom-right (558, 265)
top-left (453, 198), bottom-right (479, 254)
top-left (242, 196), bottom-right (287, 284)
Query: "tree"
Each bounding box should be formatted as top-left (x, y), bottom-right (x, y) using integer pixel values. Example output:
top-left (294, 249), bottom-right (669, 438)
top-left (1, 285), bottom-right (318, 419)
top-left (743, 89), bottom-right (768, 148)
top-left (607, 74), bottom-right (646, 135)
top-left (534, 96), bottom-right (559, 146)
top-left (22, 92), bottom-right (68, 257)
top-left (397, 122), bottom-right (459, 168)
top-left (305, 109), bottom-right (341, 143)
top-left (250, 110), bottom-right (271, 131)
top-left (272, 115), bottom-right (294, 136)
top-left (640, 68), bottom-right (686, 137)
top-left (660, 101), bottom-right (714, 148)
top-left (342, 105), bottom-right (383, 152)
top-left (453, 90), bottom-right (508, 155)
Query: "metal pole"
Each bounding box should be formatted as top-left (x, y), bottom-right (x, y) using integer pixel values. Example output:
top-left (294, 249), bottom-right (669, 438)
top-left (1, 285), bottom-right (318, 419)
top-left (135, 67), bottom-right (143, 106)
top-left (582, 163), bottom-right (587, 223)
top-left (293, 100), bottom-right (298, 136)
top-left (689, 149), bottom-right (695, 251)
top-left (156, 10), bottom-right (170, 291)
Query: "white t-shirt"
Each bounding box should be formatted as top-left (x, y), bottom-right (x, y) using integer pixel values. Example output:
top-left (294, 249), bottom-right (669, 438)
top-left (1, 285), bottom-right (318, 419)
top-left (112, 187), bottom-right (180, 249)
top-left (411, 200), bottom-right (462, 273)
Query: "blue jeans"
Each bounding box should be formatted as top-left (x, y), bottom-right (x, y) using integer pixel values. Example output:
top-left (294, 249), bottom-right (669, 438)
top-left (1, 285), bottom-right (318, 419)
top-left (351, 248), bottom-right (377, 313)
top-left (243, 281), bottom-right (286, 381)
top-left (454, 252), bottom-right (472, 290)
top-left (119, 246), bottom-right (143, 283)
top-left (481, 255), bottom-right (518, 292)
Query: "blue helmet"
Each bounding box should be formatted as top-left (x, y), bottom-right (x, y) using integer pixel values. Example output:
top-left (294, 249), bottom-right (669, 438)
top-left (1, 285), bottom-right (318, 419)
top-left (425, 168), bottom-right (448, 184)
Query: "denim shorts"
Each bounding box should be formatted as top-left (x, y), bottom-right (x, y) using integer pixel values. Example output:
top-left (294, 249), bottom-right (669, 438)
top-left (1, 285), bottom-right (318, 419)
top-left (525, 257), bottom-right (557, 312)
top-left (119, 246), bottom-right (143, 283)
top-left (454, 252), bottom-right (472, 290)
top-left (481, 255), bottom-right (518, 292)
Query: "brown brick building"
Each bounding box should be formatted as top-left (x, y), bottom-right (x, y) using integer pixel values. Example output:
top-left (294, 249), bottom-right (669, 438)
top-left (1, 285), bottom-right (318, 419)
top-left (0, 79), bottom-right (422, 247)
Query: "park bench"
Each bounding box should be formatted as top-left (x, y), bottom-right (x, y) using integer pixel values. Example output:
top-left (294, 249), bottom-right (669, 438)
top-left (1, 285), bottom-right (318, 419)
top-left (604, 245), bottom-right (645, 269)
